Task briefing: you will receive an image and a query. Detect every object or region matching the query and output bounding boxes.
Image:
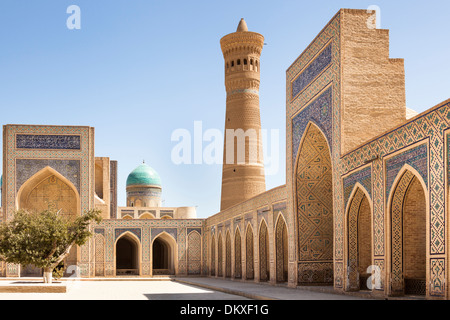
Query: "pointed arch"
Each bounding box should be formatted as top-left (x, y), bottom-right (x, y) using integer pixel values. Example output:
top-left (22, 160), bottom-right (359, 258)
top-left (217, 232), bottom-right (223, 277)
top-left (245, 223), bottom-right (254, 280)
top-left (16, 166), bottom-right (81, 270)
top-left (259, 219), bottom-right (270, 282)
top-left (187, 230), bottom-right (202, 275)
top-left (344, 184), bottom-right (373, 291)
top-left (344, 182), bottom-right (373, 215)
top-left (115, 231), bottom-right (141, 276)
top-left (152, 232), bottom-right (178, 275)
top-left (210, 233), bottom-right (216, 276)
top-left (225, 230), bottom-right (232, 278)
top-left (16, 166), bottom-right (80, 216)
top-left (275, 213), bottom-right (288, 283)
top-left (139, 212), bottom-right (155, 220)
top-left (295, 121), bottom-right (334, 285)
top-left (387, 165), bottom-right (428, 296)
top-left (94, 233), bottom-right (106, 277)
top-left (234, 226), bottom-right (242, 279)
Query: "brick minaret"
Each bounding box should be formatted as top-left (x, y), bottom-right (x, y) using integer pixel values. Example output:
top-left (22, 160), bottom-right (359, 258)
top-left (220, 19), bottom-right (266, 211)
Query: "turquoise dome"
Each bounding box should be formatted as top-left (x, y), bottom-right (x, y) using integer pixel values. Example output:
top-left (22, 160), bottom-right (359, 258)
top-left (126, 164), bottom-right (161, 187)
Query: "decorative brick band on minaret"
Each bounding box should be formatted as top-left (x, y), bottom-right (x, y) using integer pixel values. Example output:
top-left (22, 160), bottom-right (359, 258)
top-left (220, 19), bottom-right (266, 211)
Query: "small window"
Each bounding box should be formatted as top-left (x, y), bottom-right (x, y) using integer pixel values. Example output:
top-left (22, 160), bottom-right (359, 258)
top-left (231, 61), bottom-right (235, 67)
top-left (244, 59), bottom-right (248, 65)
top-left (237, 59), bottom-right (241, 65)
top-left (250, 59), bottom-right (254, 65)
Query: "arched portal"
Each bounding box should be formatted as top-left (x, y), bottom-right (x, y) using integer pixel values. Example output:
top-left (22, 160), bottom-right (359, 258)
top-left (275, 215), bottom-right (288, 283)
top-left (295, 123), bottom-right (333, 285)
top-left (16, 167), bottom-right (80, 276)
top-left (234, 228), bottom-right (242, 279)
top-left (152, 233), bottom-right (176, 275)
top-left (259, 220), bottom-right (270, 282)
top-left (346, 186), bottom-right (372, 291)
top-left (116, 234), bottom-right (140, 276)
top-left (389, 169), bottom-right (427, 296)
top-left (246, 225), bottom-right (254, 280)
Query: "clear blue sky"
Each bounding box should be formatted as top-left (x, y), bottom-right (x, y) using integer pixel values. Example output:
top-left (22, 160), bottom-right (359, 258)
top-left (0, 1), bottom-right (449, 218)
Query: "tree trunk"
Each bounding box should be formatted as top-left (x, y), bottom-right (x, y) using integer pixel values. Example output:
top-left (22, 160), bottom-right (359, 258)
top-left (43, 267), bottom-right (53, 284)
top-left (42, 244), bottom-right (74, 284)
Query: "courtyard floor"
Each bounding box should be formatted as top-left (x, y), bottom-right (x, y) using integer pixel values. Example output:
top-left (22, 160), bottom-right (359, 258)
top-left (0, 277), bottom-right (368, 300)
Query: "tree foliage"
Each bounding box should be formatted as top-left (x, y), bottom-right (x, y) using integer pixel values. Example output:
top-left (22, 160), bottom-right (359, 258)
top-left (0, 209), bottom-right (102, 274)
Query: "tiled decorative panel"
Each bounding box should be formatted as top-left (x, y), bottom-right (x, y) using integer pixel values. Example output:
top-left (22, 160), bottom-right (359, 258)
top-left (296, 124), bottom-right (334, 284)
top-left (16, 159), bottom-right (81, 193)
top-left (151, 228), bottom-right (177, 241)
top-left (292, 86), bottom-right (333, 161)
top-left (385, 143), bottom-right (428, 200)
top-left (16, 134), bottom-right (81, 150)
top-left (343, 166), bottom-right (372, 209)
top-left (292, 44), bottom-right (332, 98)
top-left (114, 228), bottom-right (142, 241)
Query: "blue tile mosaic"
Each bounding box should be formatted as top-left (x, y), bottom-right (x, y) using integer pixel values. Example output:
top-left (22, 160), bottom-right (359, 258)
top-left (115, 228), bottom-right (142, 241)
top-left (16, 159), bottom-right (81, 193)
top-left (151, 228), bottom-right (177, 241)
top-left (16, 134), bottom-right (81, 150)
top-left (292, 86), bottom-right (333, 162)
top-left (385, 143), bottom-right (428, 200)
top-left (292, 44), bottom-right (332, 98)
top-left (343, 166), bottom-right (372, 208)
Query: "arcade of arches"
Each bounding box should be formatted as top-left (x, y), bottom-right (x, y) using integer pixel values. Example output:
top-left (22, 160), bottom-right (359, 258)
top-left (1, 9), bottom-right (448, 301)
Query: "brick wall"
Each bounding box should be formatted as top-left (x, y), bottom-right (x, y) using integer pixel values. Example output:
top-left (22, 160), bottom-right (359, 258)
top-left (403, 177), bottom-right (426, 279)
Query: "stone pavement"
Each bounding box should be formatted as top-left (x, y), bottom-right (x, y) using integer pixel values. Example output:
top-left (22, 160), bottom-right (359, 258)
top-left (0, 279), bottom-right (249, 300)
top-left (0, 277), bottom-right (381, 300)
top-left (175, 277), bottom-right (369, 300)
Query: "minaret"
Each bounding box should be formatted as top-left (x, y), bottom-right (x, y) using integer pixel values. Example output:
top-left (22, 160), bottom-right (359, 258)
top-left (220, 19), bottom-right (266, 211)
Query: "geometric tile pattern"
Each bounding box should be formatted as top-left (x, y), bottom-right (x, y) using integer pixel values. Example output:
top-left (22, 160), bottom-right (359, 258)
top-left (218, 233), bottom-right (223, 277)
top-left (15, 159), bottom-right (81, 193)
top-left (115, 228), bottom-right (142, 241)
top-left (390, 170), bottom-right (415, 295)
top-left (259, 221), bottom-right (269, 281)
top-left (187, 230), bottom-right (201, 275)
top-left (94, 233), bottom-right (105, 277)
top-left (286, 8), bottom-right (450, 297)
top-left (292, 87), bottom-right (333, 160)
top-left (246, 225), bottom-right (254, 280)
top-left (225, 231), bottom-right (232, 278)
top-left (292, 44), bottom-right (332, 99)
top-left (3, 125), bottom-right (95, 277)
top-left (343, 166), bottom-right (372, 209)
top-left (346, 188), bottom-right (366, 291)
top-left (210, 235), bottom-right (216, 276)
top-left (430, 259), bottom-right (445, 297)
top-left (296, 124), bottom-right (334, 272)
top-left (286, 11), bottom-right (341, 286)
top-left (90, 218), bottom-right (203, 277)
top-left (385, 143), bottom-right (428, 200)
top-left (234, 230), bottom-right (242, 279)
top-left (275, 216), bottom-right (288, 282)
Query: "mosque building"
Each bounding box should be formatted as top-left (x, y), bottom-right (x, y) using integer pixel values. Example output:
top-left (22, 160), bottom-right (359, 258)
top-left (1, 8), bottom-right (450, 300)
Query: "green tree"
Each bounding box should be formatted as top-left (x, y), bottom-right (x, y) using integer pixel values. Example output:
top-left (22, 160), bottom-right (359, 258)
top-left (0, 209), bottom-right (102, 283)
